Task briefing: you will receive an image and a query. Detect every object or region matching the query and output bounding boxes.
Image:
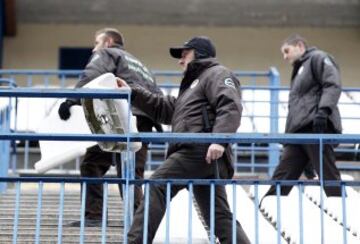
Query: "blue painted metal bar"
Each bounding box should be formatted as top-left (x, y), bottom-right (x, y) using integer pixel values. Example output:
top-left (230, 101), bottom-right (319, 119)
top-left (24, 140), bottom-right (29, 170)
top-left (254, 183), bottom-right (259, 244)
top-left (232, 182), bottom-right (237, 244)
top-left (0, 69), bottom-right (84, 75)
top-left (210, 182), bottom-right (215, 244)
top-left (275, 183), bottom-right (281, 244)
top-left (12, 181), bottom-right (21, 244)
top-left (0, 176), bottom-right (356, 187)
top-left (165, 182), bottom-right (171, 244)
top-left (101, 182), bottom-right (108, 244)
top-left (341, 183), bottom-right (347, 244)
top-left (319, 139), bottom-right (325, 244)
top-left (0, 96), bottom-right (10, 192)
top-left (57, 182), bottom-right (65, 244)
top-left (298, 183), bottom-right (304, 244)
top-left (0, 88), bottom-right (130, 99)
top-left (0, 132), bottom-right (359, 144)
top-left (187, 182), bottom-right (193, 244)
top-left (269, 67), bottom-right (280, 176)
top-left (143, 182), bottom-right (150, 244)
top-left (35, 181), bottom-right (43, 244)
top-left (0, 69), bottom-right (271, 77)
top-left (79, 182), bottom-right (87, 244)
top-left (0, 78), bottom-right (17, 87)
top-left (124, 154), bottom-right (130, 244)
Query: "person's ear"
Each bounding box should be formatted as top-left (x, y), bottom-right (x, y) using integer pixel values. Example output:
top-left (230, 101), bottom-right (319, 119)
top-left (297, 42), bottom-right (306, 51)
top-left (107, 38), bottom-right (114, 47)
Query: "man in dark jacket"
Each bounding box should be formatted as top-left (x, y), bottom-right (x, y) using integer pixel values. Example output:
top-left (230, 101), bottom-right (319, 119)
top-left (264, 34), bottom-right (342, 198)
top-left (58, 28), bottom-right (163, 227)
top-left (118, 36), bottom-right (250, 244)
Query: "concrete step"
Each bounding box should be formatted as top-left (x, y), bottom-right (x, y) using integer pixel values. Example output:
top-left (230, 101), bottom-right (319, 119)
top-left (0, 218), bottom-right (123, 226)
top-left (0, 226), bottom-right (122, 236)
top-left (0, 209), bottom-right (123, 215)
top-left (0, 236), bottom-right (123, 244)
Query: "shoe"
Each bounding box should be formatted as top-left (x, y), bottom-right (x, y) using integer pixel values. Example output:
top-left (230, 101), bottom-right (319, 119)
top-left (65, 219), bottom-right (104, 227)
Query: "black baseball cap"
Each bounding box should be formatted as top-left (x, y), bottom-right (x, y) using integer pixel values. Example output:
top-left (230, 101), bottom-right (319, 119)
top-left (169, 36), bottom-right (216, 59)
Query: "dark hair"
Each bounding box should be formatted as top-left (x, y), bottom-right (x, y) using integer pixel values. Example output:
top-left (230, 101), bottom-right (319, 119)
top-left (95, 28), bottom-right (125, 46)
top-left (282, 34), bottom-right (308, 48)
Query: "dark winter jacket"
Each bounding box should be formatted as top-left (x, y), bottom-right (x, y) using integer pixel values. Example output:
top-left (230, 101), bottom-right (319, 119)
top-left (73, 44), bottom-right (162, 119)
top-left (131, 58), bottom-right (243, 177)
top-left (285, 47), bottom-right (342, 133)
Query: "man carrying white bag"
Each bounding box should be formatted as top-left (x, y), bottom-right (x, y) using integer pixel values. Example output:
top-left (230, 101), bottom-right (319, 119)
top-left (37, 28), bottom-right (163, 227)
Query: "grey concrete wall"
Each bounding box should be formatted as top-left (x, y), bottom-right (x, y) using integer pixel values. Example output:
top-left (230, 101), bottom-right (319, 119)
top-left (3, 24), bottom-right (360, 86)
top-left (16, 0), bottom-right (360, 27)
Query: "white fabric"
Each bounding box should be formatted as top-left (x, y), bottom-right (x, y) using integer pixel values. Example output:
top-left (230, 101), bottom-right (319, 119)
top-left (34, 102), bottom-right (96, 173)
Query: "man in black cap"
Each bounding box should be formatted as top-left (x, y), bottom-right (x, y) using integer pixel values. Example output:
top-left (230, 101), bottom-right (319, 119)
top-left (119, 36), bottom-right (250, 244)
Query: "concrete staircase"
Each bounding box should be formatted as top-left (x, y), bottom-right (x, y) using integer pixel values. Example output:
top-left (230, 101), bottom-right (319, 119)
top-left (0, 184), bottom-right (124, 243)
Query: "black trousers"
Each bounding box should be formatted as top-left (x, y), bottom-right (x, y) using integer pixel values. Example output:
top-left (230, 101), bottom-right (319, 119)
top-left (127, 145), bottom-right (251, 244)
top-left (264, 143), bottom-right (342, 198)
top-left (80, 116), bottom-right (153, 220)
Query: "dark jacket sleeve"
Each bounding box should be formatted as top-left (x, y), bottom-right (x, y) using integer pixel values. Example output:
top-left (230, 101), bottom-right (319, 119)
top-left (203, 69), bottom-right (242, 133)
top-left (312, 52), bottom-right (342, 114)
top-left (131, 85), bottom-right (176, 125)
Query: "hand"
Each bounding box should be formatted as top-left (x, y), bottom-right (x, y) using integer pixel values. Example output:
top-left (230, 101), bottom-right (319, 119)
top-left (116, 77), bottom-right (130, 88)
top-left (313, 113), bottom-right (328, 133)
top-left (206, 143), bottom-right (225, 164)
top-left (58, 100), bottom-right (74, 120)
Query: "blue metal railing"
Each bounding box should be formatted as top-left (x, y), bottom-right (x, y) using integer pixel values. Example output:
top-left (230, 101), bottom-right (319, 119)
top-left (0, 71), bottom-right (359, 243)
top-left (0, 69), bottom-right (282, 175)
top-left (0, 168), bottom-right (358, 244)
top-left (1, 69), bottom-right (360, 174)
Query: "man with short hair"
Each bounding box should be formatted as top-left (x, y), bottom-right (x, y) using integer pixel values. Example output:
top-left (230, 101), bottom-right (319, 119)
top-left (263, 34), bottom-right (342, 198)
top-left (58, 28), bottom-right (162, 227)
top-left (118, 36), bottom-right (250, 244)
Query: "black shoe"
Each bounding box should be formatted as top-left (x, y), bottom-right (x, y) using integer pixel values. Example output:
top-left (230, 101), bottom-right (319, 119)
top-left (65, 219), bottom-right (104, 227)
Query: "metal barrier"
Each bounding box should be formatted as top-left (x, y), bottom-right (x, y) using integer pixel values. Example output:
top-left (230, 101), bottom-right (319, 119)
top-left (0, 133), bottom-right (359, 244)
top-left (0, 86), bottom-right (360, 243)
top-left (1, 69), bottom-right (360, 174)
top-left (0, 69), bottom-right (283, 175)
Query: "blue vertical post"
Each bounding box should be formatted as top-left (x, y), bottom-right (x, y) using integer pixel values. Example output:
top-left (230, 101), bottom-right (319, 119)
top-left (0, 100), bottom-right (11, 193)
top-left (0, 0), bottom-right (4, 68)
top-left (0, 2), bottom-right (8, 193)
top-left (268, 67), bottom-right (280, 176)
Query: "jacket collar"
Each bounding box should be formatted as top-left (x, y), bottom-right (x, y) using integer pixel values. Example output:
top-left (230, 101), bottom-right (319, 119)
top-left (293, 46), bottom-right (317, 67)
top-left (179, 58), bottom-right (219, 92)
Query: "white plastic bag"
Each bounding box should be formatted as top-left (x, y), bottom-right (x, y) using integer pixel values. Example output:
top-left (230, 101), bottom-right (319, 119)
top-left (82, 73), bottom-right (142, 152)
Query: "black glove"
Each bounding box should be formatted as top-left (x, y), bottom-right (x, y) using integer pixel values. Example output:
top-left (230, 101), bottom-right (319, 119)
top-left (58, 100), bottom-right (77, 120)
top-left (303, 163), bottom-right (317, 179)
top-left (313, 108), bottom-right (330, 133)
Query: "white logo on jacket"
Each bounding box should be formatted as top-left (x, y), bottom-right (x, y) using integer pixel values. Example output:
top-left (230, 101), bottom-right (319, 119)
top-left (324, 57), bottom-right (334, 67)
top-left (190, 79), bottom-right (199, 89)
top-left (90, 54), bottom-right (100, 63)
top-left (297, 66), bottom-right (304, 76)
top-left (224, 78), bottom-right (236, 89)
